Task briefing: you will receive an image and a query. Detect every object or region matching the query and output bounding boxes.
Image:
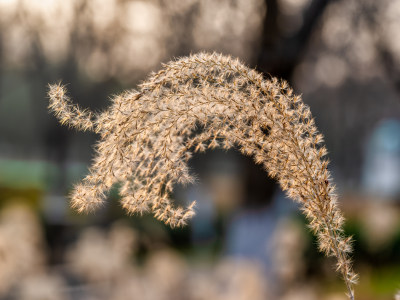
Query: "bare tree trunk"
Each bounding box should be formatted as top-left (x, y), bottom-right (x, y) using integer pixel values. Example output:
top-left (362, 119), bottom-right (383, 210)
top-left (256, 0), bottom-right (332, 79)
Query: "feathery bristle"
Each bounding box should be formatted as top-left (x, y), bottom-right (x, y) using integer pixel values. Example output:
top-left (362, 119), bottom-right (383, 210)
top-left (48, 52), bottom-right (357, 299)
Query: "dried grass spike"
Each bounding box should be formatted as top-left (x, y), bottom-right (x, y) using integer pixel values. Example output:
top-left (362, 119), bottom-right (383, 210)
top-left (48, 52), bottom-right (357, 299)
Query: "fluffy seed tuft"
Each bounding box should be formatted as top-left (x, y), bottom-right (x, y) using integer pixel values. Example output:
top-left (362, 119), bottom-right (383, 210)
top-left (48, 52), bottom-right (357, 299)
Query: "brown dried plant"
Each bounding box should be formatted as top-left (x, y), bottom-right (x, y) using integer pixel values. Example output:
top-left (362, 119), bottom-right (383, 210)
top-left (48, 52), bottom-right (357, 299)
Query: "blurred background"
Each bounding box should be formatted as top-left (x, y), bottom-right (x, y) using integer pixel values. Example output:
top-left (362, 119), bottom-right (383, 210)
top-left (0, 0), bottom-right (400, 299)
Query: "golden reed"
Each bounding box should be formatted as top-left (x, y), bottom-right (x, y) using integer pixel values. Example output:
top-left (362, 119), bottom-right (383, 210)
top-left (48, 52), bottom-right (357, 299)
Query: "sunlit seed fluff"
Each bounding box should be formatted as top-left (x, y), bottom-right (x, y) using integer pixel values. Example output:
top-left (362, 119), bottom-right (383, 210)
top-left (48, 52), bottom-right (357, 299)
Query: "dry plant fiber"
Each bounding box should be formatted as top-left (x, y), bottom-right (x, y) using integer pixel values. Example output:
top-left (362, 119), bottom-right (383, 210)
top-left (48, 52), bottom-right (357, 299)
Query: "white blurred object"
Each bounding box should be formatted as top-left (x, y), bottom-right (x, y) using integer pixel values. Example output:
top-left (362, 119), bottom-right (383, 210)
top-left (0, 204), bottom-right (46, 296)
top-left (362, 119), bottom-right (400, 200)
top-left (18, 272), bottom-right (69, 300)
top-left (360, 202), bottom-right (400, 251)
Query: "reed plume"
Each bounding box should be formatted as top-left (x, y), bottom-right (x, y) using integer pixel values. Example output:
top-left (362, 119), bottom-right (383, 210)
top-left (48, 52), bottom-right (357, 299)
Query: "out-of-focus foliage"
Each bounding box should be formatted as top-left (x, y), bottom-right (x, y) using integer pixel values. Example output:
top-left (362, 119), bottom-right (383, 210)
top-left (0, 0), bottom-right (265, 82)
top-left (293, 0), bottom-right (400, 185)
top-left (0, 205), bottom-right (398, 299)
